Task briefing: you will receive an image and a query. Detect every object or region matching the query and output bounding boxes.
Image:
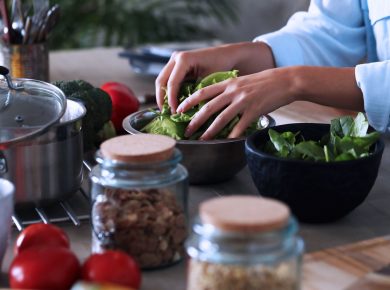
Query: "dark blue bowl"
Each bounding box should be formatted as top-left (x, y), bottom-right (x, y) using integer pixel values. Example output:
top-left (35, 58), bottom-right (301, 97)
top-left (245, 123), bottom-right (384, 223)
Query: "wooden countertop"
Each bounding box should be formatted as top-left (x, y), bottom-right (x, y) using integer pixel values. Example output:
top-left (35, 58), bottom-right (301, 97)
top-left (1, 47), bottom-right (390, 289)
top-left (303, 236), bottom-right (390, 290)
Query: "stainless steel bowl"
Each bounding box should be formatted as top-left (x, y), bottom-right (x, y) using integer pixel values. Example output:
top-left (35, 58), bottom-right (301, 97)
top-left (123, 109), bottom-right (275, 185)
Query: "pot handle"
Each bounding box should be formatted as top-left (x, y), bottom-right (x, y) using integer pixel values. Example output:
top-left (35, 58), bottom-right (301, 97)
top-left (0, 151), bottom-right (7, 175)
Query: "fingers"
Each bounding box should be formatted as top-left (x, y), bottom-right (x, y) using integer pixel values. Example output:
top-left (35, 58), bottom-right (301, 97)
top-left (200, 103), bottom-right (244, 140)
top-left (155, 58), bottom-right (176, 110)
top-left (184, 94), bottom-right (231, 138)
top-left (177, 82), bottom-right (226, 113)
top-left (184, 92), bottom-right (236, 139)
top-left (182, 79), bottom-right (246, 139)
top-left (155, 52), bottom-right (192, 113)
top-left (167, 61), bottom-right (189, 113)
top-left (228, 109), bottom-right (258, 139)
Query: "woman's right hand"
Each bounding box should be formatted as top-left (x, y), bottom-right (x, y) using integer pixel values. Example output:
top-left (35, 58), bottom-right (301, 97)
top-left (155, 41), bottom-right (275, 113)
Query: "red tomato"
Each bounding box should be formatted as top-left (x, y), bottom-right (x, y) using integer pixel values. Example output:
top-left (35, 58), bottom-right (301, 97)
top-left (14, 223), bottom-right (69, 255)
top-left (101, 82), bottom-right (140, 134)
top-left (9, 247), bottom-right (80, 290)
top-left (82, 250), bottom-right (141, 289)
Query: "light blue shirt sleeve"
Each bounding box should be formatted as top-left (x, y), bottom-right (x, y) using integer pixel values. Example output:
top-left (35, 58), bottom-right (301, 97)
top-left (255, 0), bottom-right (390, 132)
top-left (356, 62), bottom-right (390, 132)
top-left (254, 0), bottom-right (366, 67)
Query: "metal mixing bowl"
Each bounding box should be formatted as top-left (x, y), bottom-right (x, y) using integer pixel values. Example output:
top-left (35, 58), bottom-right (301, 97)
top-left (123, 109), bottom-right (275, 184)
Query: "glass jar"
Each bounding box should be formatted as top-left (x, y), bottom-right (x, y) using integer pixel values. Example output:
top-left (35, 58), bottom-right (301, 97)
top-left (90, 134), bottom-right (188, 269)
top-left (186, 196), bottom-right (304, 290)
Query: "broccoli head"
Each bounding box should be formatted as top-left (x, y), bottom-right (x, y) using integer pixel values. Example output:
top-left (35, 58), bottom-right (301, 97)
top-left (53, 80), bottom-right (115, 152)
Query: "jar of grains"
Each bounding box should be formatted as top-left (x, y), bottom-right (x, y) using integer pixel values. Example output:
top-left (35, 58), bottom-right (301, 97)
top-left (186, 196), bottom-right (304, 290)
top-left (90, 134), bottom-right (188, 269)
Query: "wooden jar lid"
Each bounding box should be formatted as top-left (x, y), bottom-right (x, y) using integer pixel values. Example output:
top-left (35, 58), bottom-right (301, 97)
top-left (100, 134), bottom-right (176, 163)
top-left (200, 196), bottom-right (290, 232)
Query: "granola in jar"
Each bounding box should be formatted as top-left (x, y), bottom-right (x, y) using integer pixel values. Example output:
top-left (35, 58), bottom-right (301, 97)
top-left (90, 134), bottom-right (188, 269)
top-left (186, 196), bottom-right (303, 290)
top-left (92, 187), bottom-right (187, 268)
top-left (187, 259), bottom-right (297, 290)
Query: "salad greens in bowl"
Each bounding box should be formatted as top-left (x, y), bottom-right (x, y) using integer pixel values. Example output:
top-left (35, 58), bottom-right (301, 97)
top-left (263, 113), bottom-right (380, 162)
top-left (142, 70), bottom-right (262, 140)
top-left (245, 113), bottom-right (384, 223)
top-left (122, 70), bottom-right (275, 184)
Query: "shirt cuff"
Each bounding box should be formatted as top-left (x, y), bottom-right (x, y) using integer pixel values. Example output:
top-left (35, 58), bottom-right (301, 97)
top-left (254, 31), bottom-right (305, 67)
top-left (355, 61), bottom-right (390, 132)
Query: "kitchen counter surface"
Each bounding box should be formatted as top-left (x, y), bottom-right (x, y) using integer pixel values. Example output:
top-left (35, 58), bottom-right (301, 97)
top-left (2, 47), bottom-right (390, 289)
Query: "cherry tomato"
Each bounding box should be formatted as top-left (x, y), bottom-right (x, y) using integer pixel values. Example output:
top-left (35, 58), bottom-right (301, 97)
top-left (82, 250), bottom-right (141, 289)
top-left (101, 82), bottom-right (140, 134)
top-left (14, 223), bottom-right (69, 255)
top-left (9, 247), bottom-right (80, 290)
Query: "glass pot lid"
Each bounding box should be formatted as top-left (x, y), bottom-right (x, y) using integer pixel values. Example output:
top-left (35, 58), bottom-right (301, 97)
top-left (0, 66), bottom-right (67, 146)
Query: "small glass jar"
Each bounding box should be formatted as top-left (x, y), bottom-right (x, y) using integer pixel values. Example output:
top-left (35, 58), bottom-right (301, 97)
top-left (186, 196), bottom-right (304, 290)
top-left (90, 134), bottom-right (188, 269)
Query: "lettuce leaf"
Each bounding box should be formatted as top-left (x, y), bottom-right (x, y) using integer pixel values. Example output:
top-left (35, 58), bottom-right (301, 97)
top-left (265, 113), bottom-right (380, 162)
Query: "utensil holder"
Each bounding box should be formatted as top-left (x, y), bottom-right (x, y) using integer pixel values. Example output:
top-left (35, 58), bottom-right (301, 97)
top-left (0, 43), bottom-right (49, 81)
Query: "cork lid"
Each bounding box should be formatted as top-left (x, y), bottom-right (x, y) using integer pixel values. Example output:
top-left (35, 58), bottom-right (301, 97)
top-left (200, 196), bottom-right (290, 233)
top-left (100, 134), bottom-right (176, 163)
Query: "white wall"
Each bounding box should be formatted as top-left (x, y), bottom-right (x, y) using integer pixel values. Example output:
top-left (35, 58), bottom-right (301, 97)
top-left (212, 0), bottom-right (310, 43)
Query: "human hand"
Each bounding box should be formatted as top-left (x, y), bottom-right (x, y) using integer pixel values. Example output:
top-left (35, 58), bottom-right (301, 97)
top-left (155, 42), bottom-right (275, 113)
top-left (176, 67), bottom-right (297, 140)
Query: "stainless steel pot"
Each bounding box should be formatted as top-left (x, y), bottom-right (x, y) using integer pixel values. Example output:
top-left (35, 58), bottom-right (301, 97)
top-left (0, 69), bottom-right (86, 206)
top-left (0, 99), bottom-right (86, 206)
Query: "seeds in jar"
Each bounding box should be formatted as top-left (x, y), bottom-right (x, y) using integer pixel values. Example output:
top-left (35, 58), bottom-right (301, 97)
top-left (92, 187), bottom-right (187, 269)
top-left (187, 259), bottom-right (298, 290)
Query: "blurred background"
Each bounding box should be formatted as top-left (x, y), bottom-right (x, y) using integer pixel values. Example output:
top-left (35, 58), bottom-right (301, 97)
top-left (0, 0), bottom-right (310, 80)
top-left (51, 0), bottom-right (310, 50)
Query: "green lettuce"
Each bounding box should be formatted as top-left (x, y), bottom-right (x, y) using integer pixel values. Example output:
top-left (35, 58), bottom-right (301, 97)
top-left (264, 113), bottom-right (380, 162)
top-left (142, 70), bottom-right (264, 140)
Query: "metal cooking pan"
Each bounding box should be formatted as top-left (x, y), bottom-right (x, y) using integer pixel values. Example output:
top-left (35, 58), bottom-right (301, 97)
top-left (0, 67), bottom-right (86, 206)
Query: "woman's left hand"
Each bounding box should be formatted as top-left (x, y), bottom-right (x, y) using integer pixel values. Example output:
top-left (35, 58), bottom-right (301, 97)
top-left (177, 67), bottom-right (297, 140)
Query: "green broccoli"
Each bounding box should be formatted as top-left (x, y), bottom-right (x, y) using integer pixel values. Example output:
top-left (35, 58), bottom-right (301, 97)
top-left (53, 80), bottom-right (116, 152)
top-left (89, 88), bottom-right (112, 124)
top-left (75, 80), bottom-right (94, 91)
top-left (52, 80), bottom-right (81, 96)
